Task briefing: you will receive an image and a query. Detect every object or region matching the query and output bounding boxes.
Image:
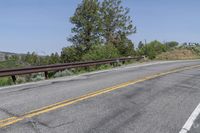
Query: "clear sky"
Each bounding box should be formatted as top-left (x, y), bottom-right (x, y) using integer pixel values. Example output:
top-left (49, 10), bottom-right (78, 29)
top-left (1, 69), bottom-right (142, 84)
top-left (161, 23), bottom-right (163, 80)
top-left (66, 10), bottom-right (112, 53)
top-left (0, 0), bottom-right (199, 55)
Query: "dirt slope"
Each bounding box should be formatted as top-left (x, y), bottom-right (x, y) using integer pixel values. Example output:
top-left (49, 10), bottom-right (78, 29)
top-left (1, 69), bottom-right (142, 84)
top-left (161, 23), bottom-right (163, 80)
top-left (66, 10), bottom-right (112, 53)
top-left (156, 48), bottom-right (199, 60)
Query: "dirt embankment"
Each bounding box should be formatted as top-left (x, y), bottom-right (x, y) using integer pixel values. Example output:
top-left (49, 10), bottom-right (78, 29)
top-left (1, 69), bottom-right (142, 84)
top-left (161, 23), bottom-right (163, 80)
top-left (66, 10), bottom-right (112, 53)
top-left (156, 48), bottom-right (200, 60)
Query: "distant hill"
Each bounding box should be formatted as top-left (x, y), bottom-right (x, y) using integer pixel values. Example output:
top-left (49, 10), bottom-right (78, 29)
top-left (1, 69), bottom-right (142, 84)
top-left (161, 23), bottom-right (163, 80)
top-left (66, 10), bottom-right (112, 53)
top-left (0, 51), bottom-right (24, 61)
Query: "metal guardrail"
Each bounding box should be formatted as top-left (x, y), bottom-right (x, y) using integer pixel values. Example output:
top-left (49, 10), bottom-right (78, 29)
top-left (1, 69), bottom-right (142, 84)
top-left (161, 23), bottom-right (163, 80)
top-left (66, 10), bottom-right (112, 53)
top-left (0, 57), bottom-right (143, 83)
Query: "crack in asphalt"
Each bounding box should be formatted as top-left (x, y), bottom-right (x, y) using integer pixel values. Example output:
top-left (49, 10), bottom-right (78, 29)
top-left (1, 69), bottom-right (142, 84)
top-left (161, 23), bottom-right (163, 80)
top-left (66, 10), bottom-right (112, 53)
top-left (28, 120), bottom-right (42, 133)
top-left (0, 84), bottom-right (52, 96)
top-left (176, 72), bottom-right (200, 78)
top-left (51, 76), bottom-right (88, 84)
top-left (0, 107), bottom-right (18, 117)
top-left (32, 118), bottom-right (75, 129)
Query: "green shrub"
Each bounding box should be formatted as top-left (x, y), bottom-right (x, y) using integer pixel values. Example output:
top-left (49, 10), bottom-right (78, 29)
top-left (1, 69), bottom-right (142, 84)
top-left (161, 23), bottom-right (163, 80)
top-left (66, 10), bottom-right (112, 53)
top-left (0, 77), bottom-right (13, 86)
top-left (61, 46), bottom-right (82, 63)
top-left (139, 40), bottom-right (167, 59)
top-left (53, 70), bottom-right (74, 78)
top-left (30, 73), bottom-right (45, 81)
top-left (82, 44), bottom-right (120, 61)
top-left (165, 41), bottom-right (179, 49)
top-left (97, 64), bottom-right (112, 70)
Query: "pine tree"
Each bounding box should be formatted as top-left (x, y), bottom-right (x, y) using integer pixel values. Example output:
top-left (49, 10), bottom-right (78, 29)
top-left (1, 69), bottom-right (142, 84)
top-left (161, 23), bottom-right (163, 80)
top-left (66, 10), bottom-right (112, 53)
top-left (100, 0), bottom-right (136, 55)
top-left (68, 0), bottom-right (101, 54)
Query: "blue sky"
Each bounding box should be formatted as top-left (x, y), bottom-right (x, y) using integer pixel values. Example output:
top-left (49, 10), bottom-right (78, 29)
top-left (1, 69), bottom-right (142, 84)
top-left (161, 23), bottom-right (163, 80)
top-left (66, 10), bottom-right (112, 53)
top-left (0, 0), bottom-right (199, 55)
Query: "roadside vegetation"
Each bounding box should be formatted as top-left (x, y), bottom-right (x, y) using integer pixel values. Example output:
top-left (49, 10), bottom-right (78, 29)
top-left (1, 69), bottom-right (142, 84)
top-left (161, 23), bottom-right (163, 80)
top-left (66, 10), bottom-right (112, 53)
top-left (138, 41), bottom-right (200, 60)
top-left (0, 0), bottom-right (200, 86)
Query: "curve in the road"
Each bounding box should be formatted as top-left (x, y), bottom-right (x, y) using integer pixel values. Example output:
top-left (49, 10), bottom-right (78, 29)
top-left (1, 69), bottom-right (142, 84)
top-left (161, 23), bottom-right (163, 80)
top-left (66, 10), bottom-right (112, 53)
top-left (0, 64), bottom-right (200, 129)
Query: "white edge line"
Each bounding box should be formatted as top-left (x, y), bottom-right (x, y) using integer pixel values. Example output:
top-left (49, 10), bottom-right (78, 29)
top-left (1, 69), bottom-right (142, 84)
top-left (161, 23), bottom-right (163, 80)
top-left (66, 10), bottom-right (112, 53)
top-left (179, 103), bottom-right (200, 133)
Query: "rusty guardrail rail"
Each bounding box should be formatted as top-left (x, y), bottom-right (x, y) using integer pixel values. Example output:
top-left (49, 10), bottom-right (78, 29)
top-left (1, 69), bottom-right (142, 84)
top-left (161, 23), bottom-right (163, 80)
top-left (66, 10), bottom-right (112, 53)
top-left (0, 57), bottom-right (143, 83)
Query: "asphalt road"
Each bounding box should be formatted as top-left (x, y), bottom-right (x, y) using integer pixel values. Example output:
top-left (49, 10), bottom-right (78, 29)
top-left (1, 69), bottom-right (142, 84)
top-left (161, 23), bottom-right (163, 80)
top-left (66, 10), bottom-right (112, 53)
top-left (0, 60), bottom-right (200, 133)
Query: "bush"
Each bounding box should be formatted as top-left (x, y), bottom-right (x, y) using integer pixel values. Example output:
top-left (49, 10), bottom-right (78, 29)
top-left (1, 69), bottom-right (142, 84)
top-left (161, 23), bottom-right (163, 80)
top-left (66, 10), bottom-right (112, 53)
top-left (61, 46), bottom-right (82, 63)
top-left (165, 41), bottom-right (179, 49)
top-left (139, 40), bottom-right (167, 59)
top-left (82, 44), bottom-right (120, 61)
top-left (30, 73), bottom-right (45, 81)
top-left (53, 70), bottom-right (74, 78)
top-left (113, 39), bottom-right (136, 56)
top-left (0, 77), bottom-right (13, 86)
top-left (97, 64), bottom-right (112, 70)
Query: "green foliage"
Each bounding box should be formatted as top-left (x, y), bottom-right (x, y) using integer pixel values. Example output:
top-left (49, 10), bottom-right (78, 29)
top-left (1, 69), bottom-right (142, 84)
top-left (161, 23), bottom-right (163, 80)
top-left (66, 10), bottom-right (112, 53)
top-left (9, 55), bottom-right (20, 61)
top-left (138, 41), bottom-right (144, 49)
top-left (0, 60), bottom-right (24, 69)
top-left (48, 52), bottom-right (60, 64)
top-left (22, 52), bottom-right (38, 65)
top-left (69, 0), bottom-right (101, 53)
top-left (61, 46), bottom-right (81, 63)
top-left (68, 0), bottom-right (136, 60)
top-left (30, 73), bottom-right (45, 81)
top-left (100, 0), bottom-right (136, 56)
top-left (20, 52), bottom-right (44, 66)
top-left (139, 40), bottom-right (167, 59)
top-left (193, 46), bottom-right (200, 55)
top-left (114, 38), bottom-right (135, 56)
top-left (97, 64), bottom-right (112, 70)
top-left (0, 77), bottom-right (13, 86)
top-left (20, 52), bottom-right (61, 66)
top-left (0, 51), bottom-right (62, 70)
top-left (82, 44), bottom-right (120, 61)
top-left (100, 0), bottom-right (136, 43)
top-left (54, 70), bottom-right (73, 78)
top-left (181, 45), bottom-right (200, 56)
top-left (165, 41), bottom-right (179, 49)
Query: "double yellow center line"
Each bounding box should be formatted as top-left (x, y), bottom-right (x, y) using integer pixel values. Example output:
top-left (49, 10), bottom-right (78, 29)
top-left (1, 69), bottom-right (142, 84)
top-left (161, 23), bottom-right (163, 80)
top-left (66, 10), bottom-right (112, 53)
top-left (0, 64), bottom-right (200, 128)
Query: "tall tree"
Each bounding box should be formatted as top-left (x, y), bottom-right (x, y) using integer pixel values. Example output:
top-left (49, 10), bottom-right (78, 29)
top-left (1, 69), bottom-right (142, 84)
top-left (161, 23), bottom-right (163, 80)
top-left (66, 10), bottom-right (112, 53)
top-left (138, 41), bottom-right (144, 49)
top-left (100, 0), bottom-right (136, 55)
top-left (68, 0), bottom-right (101, 54)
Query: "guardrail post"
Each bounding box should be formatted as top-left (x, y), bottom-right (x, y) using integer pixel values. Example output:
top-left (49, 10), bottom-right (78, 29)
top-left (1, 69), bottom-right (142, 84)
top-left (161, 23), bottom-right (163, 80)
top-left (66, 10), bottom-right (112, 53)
top-left (11, 75), bottom-right (16, 84)
top-left (115, 59), bottom-right (120, 66)
top-left (44, 71), bottom-right (48, 79)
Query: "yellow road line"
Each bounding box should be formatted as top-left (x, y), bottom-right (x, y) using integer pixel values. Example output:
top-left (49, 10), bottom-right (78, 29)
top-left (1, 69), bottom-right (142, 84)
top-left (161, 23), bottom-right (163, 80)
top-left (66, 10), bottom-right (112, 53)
top-left (0, 117), bottom-right (17, 123)
top-left (0, 64), bottom-right (200, 128)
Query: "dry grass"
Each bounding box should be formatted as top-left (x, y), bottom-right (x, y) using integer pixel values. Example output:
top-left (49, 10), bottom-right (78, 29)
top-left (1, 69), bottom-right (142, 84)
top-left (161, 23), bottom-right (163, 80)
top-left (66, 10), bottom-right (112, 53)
top-left (156, 48), bottom-right (200, 60)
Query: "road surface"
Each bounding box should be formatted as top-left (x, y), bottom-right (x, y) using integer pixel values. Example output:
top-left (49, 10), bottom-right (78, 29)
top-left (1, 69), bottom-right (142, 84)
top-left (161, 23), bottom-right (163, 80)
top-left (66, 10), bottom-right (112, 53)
top-left (0, 60), bottom-right (200, 133)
